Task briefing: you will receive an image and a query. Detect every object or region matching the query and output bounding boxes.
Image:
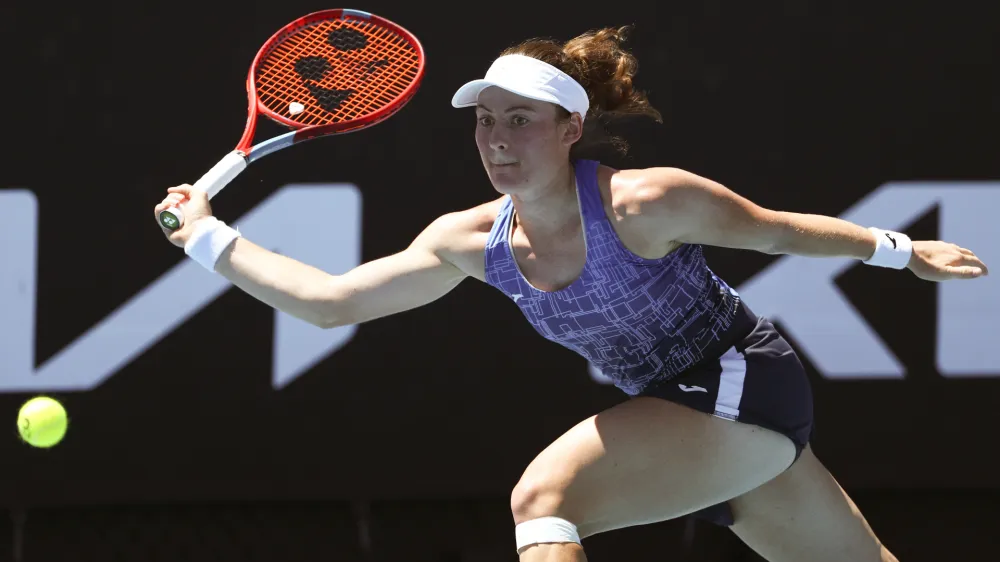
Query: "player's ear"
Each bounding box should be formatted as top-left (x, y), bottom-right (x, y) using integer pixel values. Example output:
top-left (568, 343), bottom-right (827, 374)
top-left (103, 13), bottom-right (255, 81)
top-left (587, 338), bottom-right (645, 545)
top-left (561, 112), bottom-right (583, 146)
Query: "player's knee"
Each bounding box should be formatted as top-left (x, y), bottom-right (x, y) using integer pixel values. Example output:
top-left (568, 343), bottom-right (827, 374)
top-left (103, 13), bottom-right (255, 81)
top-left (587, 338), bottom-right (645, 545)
top-left (510, 478), bottom-right (583, 552)
top-left (510, 477), bottom-right (565, 524)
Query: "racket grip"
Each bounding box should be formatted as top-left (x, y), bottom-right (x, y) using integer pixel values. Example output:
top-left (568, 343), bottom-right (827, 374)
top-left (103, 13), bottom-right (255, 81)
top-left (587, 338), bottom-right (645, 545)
top-left (158, 151), bottom-right (248, 231)
top-left (158, 204), bottom-right (186, 231)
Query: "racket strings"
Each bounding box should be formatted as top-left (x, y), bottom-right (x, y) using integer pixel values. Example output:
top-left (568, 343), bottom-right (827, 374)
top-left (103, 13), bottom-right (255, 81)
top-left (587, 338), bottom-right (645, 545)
top-left (255, 17), bottom-right (420, 127)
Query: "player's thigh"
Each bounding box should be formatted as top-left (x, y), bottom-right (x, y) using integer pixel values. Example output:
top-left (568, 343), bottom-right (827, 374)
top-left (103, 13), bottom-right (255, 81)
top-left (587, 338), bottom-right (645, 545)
top-left (510, 396), bottom-right (796, 539)
top-left (729, 445), bottom-right (898, 562)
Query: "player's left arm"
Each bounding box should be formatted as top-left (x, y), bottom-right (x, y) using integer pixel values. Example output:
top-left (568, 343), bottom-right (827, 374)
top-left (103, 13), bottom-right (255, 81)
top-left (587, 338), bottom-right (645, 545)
top-left (630, 167), bottom-right (989, 280)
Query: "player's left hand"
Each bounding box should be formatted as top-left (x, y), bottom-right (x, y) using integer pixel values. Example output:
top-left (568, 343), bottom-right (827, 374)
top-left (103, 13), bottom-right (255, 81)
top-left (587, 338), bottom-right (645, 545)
top-left (908, 240), bottom-right (989, 281)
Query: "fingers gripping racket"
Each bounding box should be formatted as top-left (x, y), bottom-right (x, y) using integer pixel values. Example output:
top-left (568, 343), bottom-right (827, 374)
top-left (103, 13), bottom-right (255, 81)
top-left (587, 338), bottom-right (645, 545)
top-left (158, 9), bottom-right (425, 230)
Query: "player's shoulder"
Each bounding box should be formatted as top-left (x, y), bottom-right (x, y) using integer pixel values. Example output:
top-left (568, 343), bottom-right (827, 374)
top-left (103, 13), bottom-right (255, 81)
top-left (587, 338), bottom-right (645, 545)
top-left (598, 164), bottom-right (704, 218)
top-left (427, 197), bottom-right (505, 236)
top-left (593, 163), bottom-right (707, 256)
top-left (414, 198), bottom-right (503, 257)
top-left (414, 198), bottom-right (504, 282)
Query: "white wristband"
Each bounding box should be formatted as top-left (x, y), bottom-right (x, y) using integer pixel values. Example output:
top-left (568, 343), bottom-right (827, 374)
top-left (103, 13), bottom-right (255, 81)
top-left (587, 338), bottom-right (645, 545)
top-left (184, 216), bottom-right (242, 272)
top-left (863, 227), bottom-right (912, 269)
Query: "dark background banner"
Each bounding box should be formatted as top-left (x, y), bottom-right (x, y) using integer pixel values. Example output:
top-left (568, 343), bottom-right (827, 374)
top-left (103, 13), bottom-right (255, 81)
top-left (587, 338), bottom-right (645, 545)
top-left (2, 1), bottom-right (998, 514)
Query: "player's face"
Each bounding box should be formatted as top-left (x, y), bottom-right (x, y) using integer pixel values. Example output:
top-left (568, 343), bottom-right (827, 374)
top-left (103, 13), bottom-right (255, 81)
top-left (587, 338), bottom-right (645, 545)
top-left (474, 87), bottom-right (581, 194)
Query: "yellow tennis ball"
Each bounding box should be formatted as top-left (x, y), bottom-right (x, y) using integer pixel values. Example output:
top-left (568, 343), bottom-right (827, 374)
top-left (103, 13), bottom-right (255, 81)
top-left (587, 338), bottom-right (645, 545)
top-left (17, 396), bottom-right (68, 448)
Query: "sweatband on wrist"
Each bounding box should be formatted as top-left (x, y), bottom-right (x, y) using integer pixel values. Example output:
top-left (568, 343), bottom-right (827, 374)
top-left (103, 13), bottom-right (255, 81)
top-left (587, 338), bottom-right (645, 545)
top-left (184, 216), bottom-right (241, 272)
top-left (863, 227), bottom-right (912, 269)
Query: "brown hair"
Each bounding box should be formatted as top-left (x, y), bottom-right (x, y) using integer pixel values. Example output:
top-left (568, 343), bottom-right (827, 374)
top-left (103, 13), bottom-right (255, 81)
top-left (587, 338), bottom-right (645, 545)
top-left (500, 25), bottom-right (663, 158)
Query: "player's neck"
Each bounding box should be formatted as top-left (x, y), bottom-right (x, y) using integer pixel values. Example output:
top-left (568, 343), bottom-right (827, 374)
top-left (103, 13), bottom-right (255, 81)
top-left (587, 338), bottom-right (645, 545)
top-left (510, 163), bottom-right (579, 239)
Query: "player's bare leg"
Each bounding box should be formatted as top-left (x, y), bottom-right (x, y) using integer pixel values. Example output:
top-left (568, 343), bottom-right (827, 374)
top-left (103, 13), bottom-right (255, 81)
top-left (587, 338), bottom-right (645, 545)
top-left (512, 397), bottom-right (796, 561)
top-left (729, 445), bottom-right (898, 562)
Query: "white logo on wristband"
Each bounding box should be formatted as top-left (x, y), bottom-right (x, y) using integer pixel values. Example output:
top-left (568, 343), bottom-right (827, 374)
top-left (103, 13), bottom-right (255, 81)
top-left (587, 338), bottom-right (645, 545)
top-left (863, 227), bottom-right (912, 269)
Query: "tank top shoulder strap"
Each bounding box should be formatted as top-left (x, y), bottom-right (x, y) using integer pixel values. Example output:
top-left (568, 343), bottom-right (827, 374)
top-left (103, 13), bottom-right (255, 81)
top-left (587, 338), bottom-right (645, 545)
top-left (573, 159), bottom-right (606, 225)
top-left (486, 195), bottom-right (513, 249)
top-left (484, 195), bottom-right (515, 289)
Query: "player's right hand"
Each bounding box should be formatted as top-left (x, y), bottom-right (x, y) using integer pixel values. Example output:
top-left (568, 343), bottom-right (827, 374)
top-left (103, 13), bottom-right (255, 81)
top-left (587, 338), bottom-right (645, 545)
top-left (154, 184), bottom-right (215, 248)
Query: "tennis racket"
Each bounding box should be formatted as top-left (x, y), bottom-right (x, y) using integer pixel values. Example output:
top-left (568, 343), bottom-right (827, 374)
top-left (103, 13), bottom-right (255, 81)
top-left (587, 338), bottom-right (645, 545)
top-left (157, 8), bottom-right (425, 231)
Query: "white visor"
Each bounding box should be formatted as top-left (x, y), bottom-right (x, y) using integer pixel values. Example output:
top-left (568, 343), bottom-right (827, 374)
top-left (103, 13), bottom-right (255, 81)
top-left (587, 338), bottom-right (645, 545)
top-left (451, 54), bottom-right (589, 121)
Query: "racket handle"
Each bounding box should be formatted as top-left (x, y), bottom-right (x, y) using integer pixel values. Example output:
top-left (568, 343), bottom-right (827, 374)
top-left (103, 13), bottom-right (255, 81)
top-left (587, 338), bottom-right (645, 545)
top-left (158, 151), bottom-right (248, 231)
top-left (158, 204), bottom-right (186, 231)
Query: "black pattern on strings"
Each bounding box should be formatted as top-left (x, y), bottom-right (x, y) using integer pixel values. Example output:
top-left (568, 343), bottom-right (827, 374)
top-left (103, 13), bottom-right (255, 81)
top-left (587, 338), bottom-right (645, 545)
top-left (293, 56), bottom-right (331, 81)
top-left (305, 83), bottom-right (355, 112)
top-left (327, 28), bottom-right (368, 51)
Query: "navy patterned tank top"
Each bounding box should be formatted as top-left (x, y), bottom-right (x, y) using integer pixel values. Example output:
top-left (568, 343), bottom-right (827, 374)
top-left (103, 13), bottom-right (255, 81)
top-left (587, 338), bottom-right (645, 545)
top-left (484, 159), bottom-right (743, 396)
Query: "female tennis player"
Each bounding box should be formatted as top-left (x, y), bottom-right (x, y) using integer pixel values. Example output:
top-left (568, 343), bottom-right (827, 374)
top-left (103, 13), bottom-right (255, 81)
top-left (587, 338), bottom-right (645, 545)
top-left (155, 26), bottom-right (987, 562)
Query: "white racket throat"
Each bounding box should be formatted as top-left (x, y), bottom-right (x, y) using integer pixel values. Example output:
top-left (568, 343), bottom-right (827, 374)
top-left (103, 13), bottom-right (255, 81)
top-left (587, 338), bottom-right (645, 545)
top-left (193, 151), bottom-right (249, 200)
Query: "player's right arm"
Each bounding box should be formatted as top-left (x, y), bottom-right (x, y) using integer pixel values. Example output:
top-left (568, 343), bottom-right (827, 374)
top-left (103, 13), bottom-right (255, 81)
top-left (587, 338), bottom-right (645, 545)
top-left (219, 215), bottom-right (471, 328)
top-left (155, 185), bottom-right (481, 329)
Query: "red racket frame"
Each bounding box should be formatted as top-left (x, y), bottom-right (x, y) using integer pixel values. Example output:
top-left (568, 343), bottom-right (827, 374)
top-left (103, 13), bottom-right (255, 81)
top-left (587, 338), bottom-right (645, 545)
top-left (235, 8), bottom-right (426, 155)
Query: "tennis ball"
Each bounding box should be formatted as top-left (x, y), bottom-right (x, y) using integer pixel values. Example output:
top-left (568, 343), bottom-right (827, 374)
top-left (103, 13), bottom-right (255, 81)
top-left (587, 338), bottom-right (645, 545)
top-left (17, 396), bottom-right (68, 448)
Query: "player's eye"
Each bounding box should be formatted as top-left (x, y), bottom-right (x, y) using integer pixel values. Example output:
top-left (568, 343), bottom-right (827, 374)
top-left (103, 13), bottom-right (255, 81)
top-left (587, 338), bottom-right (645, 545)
top-left (511, 115), bottom-right (529, 126)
